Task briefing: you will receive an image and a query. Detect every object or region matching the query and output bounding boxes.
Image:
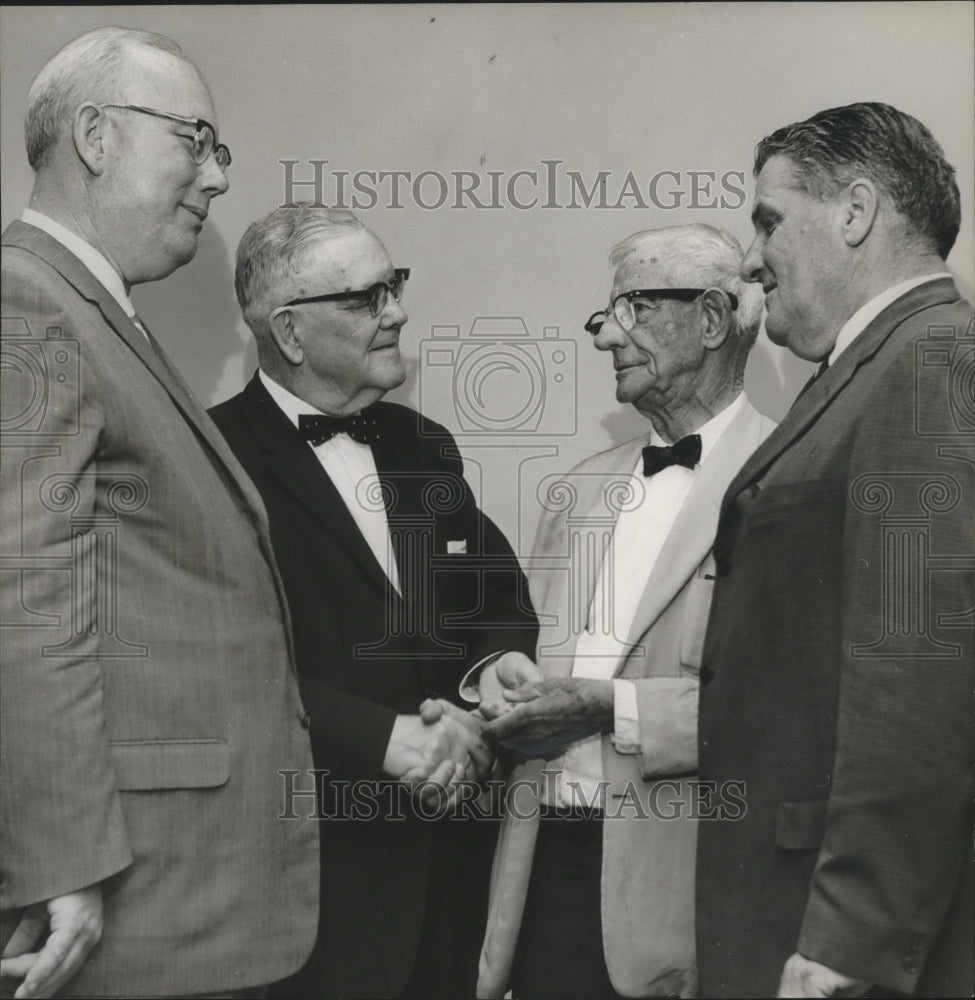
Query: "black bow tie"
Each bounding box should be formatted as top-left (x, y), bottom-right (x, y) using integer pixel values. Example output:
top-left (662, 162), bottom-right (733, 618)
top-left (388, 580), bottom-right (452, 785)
top-left (298, 410), bottom-right (381, 446)
top-left (642, 434), bottom-right (701, 477)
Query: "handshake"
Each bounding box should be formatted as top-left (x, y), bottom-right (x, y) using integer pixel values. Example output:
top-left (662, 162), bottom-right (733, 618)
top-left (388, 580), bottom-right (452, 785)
top-left (383, 652), bottom-right (616, 804)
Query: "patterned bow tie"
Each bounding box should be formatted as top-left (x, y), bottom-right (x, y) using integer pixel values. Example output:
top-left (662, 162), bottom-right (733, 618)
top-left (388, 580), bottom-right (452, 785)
top-left (298, 410), bottom-right (381, 446)
top-left (642, 433), bottom-right (702, 477)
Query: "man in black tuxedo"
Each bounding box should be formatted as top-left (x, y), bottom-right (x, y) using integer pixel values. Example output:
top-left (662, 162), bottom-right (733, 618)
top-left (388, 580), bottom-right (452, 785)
top-left (209, 205), bottom-right (538, 999)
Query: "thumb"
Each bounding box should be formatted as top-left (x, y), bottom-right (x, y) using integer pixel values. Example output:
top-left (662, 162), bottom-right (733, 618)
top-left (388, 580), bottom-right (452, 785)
top-left (419, 699), bottom-right (444, 724)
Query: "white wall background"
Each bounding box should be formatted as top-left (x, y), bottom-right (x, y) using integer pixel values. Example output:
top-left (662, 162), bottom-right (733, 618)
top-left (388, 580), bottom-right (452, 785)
top-left (2, 3), bottom-right (973, 553)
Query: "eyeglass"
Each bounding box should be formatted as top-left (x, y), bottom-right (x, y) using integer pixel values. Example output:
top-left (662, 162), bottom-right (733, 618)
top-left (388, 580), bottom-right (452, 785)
top-left (97, 103), bottom-right (231, 170)
top-left (585, 287), bottom-right (738, 335)
top-left (283, 268), bottom-right (410, 317)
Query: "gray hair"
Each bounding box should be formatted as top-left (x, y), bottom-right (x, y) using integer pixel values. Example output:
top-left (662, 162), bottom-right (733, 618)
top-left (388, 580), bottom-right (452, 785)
top-left (610, 223), bottom-right (763, 349)
top-left (25, 26), bottom-right (183, 170)
top-left (235, 204), bottom-right (369, 342)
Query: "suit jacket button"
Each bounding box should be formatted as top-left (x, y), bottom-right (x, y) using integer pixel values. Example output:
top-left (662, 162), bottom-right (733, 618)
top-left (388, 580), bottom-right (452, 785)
top-left (910, 935), bottom-right (925, 951)
top-left (424, 685), bottom-right (438, 699)
top-left (902, 955), bottom-right (917, 973)
top-left (297, 711), bottom-right (311, 729)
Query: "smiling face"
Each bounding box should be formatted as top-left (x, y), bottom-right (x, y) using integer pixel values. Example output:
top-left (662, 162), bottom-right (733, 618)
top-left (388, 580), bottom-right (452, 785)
top-left (286, 230), bottom-right (408, 413)
top-left (96, 45), bottom-right (229, 284)
top-left (591, 256), bottom-right (707, 417)
top-left (741, 155), bottom-right (849, 362)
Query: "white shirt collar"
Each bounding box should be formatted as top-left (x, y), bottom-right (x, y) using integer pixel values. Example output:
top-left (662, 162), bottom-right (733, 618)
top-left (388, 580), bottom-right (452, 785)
top-left (21, 209), bottom-right (136, 319)
top-left (645, 391), bottom-right (745, 464)
top-left (259, 368), bottom-right (359, 428)
top-left (829, 273), bottom-right (951, 366)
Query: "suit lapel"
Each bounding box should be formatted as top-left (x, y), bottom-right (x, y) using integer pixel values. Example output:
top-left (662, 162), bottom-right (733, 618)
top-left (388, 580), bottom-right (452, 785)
top-left (616, 401), bottom-right (766, 669)
top-left (722, 278), bottom-right (961, 514)
top-left (537, 439), bottom-right (644, 678)
top-left (242, 377), bottom-right (392, 594)
top-left (4, 222), bottom-right (269, 521)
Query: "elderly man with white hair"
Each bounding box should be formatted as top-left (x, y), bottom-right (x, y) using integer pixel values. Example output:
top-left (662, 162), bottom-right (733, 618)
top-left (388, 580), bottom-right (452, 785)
top-left (472, 224), bottom-right (775, 999)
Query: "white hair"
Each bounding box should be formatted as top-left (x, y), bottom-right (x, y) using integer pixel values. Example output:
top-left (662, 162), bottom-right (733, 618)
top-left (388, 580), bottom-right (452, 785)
top-left (610, 223), bottom-right (763, 347)
top-left (25, 26), bottom-right (183, 170)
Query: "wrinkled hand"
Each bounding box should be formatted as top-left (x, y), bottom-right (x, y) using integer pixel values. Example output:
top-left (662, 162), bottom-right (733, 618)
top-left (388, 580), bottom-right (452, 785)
top-left (477, 652), bottom-right (544, 721)
top-left (0, 884), bottom-right (102, 999)
top-left (484, 677), bottom-right (615, 758)
top-left (777, 953), bottom-right (871, 998)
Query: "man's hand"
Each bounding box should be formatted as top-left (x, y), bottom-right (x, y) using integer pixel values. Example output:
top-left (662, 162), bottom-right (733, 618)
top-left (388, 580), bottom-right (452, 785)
top-left (484, 677), bottom-right (615, 758)
top-left (477, 651), bottom-right (544, 721)
top-left (383, 711), bottom-right (491, 805)
top-left (777, 953), bottom-right (871, 998)
top-left (0, 884), bottom-right (103, 999)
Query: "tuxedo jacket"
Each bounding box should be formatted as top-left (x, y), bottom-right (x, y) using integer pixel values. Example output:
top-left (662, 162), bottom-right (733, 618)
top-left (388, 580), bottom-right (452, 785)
top-left (697, 278), bottom-right (974, 997)
top-left (209, 374), bottom-right (538, 998)
top-left (0, 222), bottom-right (319, 996)
top-left (476, 399), bottom-right (775, 999)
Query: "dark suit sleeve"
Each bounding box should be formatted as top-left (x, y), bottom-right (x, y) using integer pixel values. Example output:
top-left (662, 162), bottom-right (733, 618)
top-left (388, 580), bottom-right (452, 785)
top-left (796, 317), bottom-right (974, 991)
top-left (1, 252), bottom-right (133, 908)
top-left (435, 428), bottom-right (538, 673)
top-left (297, 675), bottom-right (398, 781)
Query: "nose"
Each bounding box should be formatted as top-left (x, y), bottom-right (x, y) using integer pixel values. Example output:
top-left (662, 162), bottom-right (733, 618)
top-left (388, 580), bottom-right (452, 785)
top-left (740, 235), bottom-right (764, 284)
top-left (381, 296), bottom-right (408, 328)
top-left (591, 312), bottom-right (627, 352)
top-left (199, 153), bottom-right (230, 196)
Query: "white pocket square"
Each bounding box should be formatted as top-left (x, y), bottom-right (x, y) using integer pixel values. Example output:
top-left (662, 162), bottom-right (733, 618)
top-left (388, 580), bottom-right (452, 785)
top-left (447, 539), bottom-right (467, 554)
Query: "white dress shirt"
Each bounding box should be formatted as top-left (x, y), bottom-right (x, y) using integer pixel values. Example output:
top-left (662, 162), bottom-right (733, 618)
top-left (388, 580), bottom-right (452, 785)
top-left (259, 370), bottom-right (401, 594)
top-left (21, 209), bottom-right (138, 319)
top-left (553, 393), bottom-right (746, 809)
top-left (829, 273), bottom-right (951, 365)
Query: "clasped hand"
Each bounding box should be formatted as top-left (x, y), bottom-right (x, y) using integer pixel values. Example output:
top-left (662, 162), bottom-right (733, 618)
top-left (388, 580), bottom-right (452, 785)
top-left (477, 652), bottom-right (615, 759)
top-left (383, 702), bottom-right (491, 807)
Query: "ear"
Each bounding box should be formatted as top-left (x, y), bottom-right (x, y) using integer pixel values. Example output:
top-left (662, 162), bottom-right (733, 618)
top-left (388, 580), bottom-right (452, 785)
top-left (699, 288), bottom-right (733, 352)
top-left (839, 178), bottom-right (879, 248)
top-left (268, 308), bottom-right (304, 366)
top-left (73, 104), bottom-right (108, 175)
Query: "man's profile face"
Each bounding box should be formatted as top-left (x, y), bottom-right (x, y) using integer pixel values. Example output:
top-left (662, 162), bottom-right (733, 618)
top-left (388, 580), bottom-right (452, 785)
top-left (741, 154), bottom-right (846, 362)
top-left (289, 230), bottom-right (408, 408)
top-left (593, 256), bottom-right (706, 415)
top-left (99, 47), bottom-right (229, 284)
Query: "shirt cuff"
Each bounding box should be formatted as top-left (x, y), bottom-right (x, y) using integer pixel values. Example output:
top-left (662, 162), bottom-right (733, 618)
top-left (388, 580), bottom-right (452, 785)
top-left (458, 650), bottom-right (506, 703)
top-left (612, 679), bottom-right (641, 753)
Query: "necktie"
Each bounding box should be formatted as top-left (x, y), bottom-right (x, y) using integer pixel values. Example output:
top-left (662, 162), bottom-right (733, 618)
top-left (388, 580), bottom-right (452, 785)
top-left (642, 433), bottom-right (701, 477)
top-left (299, 410), bottom-right (381, 446)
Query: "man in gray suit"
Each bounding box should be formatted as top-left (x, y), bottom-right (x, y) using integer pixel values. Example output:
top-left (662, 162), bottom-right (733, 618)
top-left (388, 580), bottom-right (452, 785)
top-left (696, 102), bottom-right (973, 999)
top-left (472, 224), bottom-right (775, 999)
top-left (0, 27), bottom-right (318, 998)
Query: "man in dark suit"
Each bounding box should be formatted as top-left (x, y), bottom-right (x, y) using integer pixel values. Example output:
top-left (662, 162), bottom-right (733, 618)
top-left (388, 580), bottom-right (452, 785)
top-left (1, 27), bottom-right (318, 999)
top-left (696, 102), bottom-right (973, 998)
top-left (209, 204), bottom-right (538, 999)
